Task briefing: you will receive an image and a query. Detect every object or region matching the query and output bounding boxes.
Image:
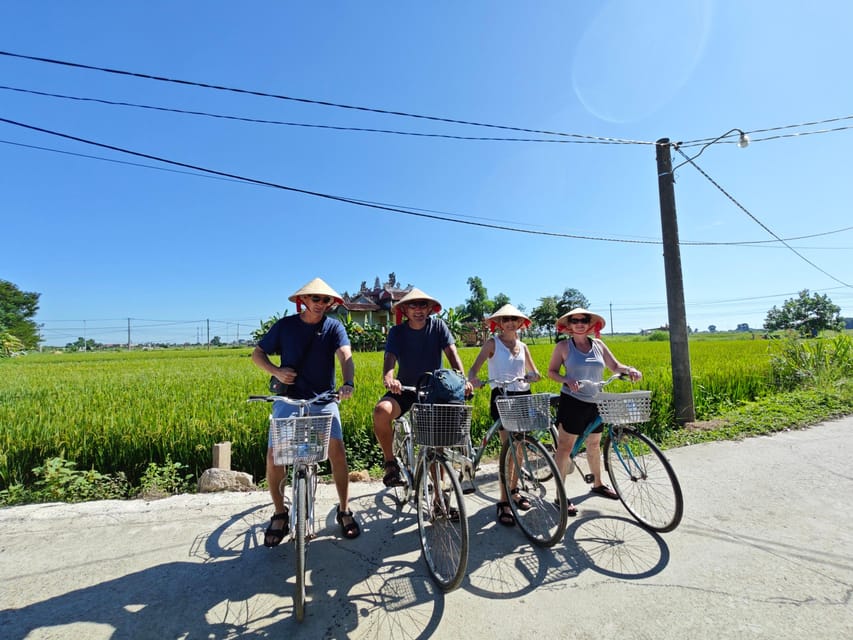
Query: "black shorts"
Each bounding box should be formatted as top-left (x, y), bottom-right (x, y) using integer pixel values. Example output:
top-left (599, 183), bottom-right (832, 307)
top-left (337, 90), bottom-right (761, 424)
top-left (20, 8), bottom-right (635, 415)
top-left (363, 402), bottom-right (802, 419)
top-left (490, 387), bottom-right (531, 422)
top-left (380, 389), bottom-right (418, 417)
top-left (555, 393), bottom-right (602, 436)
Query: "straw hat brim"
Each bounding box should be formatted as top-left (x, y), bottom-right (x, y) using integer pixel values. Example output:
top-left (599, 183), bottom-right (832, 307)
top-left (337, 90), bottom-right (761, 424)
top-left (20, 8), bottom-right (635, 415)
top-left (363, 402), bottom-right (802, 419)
top-left (488, 303), bottom-right (531, 332)
top-left (556, 307), bottom-right (606, 333)
top-left (287, 277), bottom-right (344, 306)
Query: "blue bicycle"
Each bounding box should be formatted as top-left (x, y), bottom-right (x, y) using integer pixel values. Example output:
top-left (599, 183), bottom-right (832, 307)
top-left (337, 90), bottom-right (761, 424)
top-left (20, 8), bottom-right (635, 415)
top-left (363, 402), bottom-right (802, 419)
top-left (567, 375), bottom-right (683, 532)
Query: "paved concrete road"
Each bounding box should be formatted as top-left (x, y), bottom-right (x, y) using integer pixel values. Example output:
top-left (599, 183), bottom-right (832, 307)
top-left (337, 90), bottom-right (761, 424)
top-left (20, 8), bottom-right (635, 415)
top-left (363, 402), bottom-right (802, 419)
top-left (2, 417), bottom-right (852, 639)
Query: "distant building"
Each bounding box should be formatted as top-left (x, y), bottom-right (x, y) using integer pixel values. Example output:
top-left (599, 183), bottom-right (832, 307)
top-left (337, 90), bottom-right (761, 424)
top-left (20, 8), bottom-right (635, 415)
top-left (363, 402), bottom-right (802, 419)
top-left (334, 274), bottom-right (412, 329)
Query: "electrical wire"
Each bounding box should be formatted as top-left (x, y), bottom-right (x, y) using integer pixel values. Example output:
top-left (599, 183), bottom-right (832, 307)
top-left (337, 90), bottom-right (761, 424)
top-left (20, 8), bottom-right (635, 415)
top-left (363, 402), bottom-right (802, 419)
top-left (0, 50), bottom-right (652, 145)
top-left (674, 146), bottom-right (852, 288)
top-left (0, 85), bottom-right (618, 145)
top-left (0, 116), bottom-right (663, 244)
top-left (5, 130), bottom-right (853, 249)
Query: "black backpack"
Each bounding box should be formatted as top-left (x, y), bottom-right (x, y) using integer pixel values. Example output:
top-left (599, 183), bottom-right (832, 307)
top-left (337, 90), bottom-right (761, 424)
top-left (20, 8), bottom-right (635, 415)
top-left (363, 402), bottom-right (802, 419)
top-left (416, 368), bottom-right (466, 404)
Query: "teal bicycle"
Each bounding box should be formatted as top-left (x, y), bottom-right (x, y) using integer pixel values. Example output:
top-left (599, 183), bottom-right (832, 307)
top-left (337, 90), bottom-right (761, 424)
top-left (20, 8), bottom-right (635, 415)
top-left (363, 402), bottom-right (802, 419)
top-left (567, 374), bottom-right (683, 532)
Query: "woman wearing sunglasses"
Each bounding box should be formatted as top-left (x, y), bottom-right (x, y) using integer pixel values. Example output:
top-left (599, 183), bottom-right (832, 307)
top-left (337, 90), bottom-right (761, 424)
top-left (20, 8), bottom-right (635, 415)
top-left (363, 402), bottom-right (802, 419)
top-left (467, 304), bottom-right (542, 527)
top-left (547, 307), bottom-right (641, 516)
top-left (252, 277), bottom-right (360, 544)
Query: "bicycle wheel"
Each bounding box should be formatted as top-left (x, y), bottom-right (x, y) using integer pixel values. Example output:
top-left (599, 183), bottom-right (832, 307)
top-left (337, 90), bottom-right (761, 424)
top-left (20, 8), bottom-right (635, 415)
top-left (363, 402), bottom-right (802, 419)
top-left (605, 426), bottom-right (683, 532)
top-left (391, 418), bottom-right (414, 506)
top-left (415, 453), bottom-right (469, 592)
top-left (501, 435), bottom-right (568, 547)
top-left (293, 471), bottom-right (308, 621)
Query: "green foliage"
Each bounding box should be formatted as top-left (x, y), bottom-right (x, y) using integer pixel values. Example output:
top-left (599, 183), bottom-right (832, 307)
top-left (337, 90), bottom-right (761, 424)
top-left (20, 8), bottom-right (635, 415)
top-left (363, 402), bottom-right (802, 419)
top-left (438, 307), bottom-right (470, 344)
top-left (1, 331), bottom-right (25, 358)
top-left (0, 457), bottom-right (131, 505)
top-left (770, 334), bottom-right (853, 390)
top-left (65, 337), bottom-right (102, 352)
top-left (648, 331), bottom-right (669, 342)
top-left (137, 455), bottom-right (195, 499)
top-left (530, 295), bottom-right (559, 341)
top-left (764, 289), bottom-right (844, 336)
top-left (0, 279), bottom-right (40, 350)
top-left (556, 288), bottom-right (589, 316)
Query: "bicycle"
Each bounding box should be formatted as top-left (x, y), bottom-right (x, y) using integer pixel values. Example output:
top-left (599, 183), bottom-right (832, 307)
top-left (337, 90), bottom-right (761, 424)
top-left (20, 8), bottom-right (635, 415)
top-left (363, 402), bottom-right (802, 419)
top-left (566, 375), bottom-right (683, 532)
top-left (247, 390), bottom-right (338, 621)
top-left (467, 377), bottom-right (568, 546)
top-left (391, 391), bottom-right (472, 592)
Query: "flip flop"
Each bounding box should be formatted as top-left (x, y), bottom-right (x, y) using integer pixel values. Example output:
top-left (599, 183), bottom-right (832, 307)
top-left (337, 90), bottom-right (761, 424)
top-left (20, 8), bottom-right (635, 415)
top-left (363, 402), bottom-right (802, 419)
top-left (590, 484), bottom-right (619, 500)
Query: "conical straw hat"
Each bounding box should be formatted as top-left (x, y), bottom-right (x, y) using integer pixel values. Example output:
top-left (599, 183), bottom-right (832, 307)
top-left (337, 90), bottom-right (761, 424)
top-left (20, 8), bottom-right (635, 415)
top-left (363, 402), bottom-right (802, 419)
top-left (487, 303), bottom-right (531, 332)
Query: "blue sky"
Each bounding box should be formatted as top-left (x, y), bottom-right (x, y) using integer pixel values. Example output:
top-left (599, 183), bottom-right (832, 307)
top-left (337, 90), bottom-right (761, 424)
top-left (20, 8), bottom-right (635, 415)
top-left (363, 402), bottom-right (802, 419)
top-left (2, 1), bottom-right (852, 346)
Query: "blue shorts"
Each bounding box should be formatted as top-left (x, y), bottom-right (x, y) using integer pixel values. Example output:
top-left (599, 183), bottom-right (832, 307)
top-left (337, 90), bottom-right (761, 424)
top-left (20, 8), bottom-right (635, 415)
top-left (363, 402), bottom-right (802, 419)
top-left (269, 400), bottom-right (343, 447)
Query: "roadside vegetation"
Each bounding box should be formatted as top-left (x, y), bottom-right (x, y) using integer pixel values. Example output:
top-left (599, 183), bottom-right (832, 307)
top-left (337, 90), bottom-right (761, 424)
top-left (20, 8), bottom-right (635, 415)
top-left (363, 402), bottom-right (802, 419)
top-left (1, 331), bottom-right (851, 506)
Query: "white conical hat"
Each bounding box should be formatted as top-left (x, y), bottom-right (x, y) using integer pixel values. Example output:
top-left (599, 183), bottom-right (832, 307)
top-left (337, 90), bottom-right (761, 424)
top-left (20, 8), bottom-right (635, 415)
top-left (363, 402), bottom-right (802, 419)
top-left (288, 277), bottom-right (344, 306)
top-left (556, 307), bottom-right (606, 336)
top-left (487, 304), bottom-right (531, 332)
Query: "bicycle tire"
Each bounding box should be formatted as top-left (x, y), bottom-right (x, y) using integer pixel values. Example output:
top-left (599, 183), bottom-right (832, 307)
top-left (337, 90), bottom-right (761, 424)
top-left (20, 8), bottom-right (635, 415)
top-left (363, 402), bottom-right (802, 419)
top-left (415, 453), bottom-right (469, 592)
top-left (604, 426), bottom-right (683, 532)
top-left (391, 417), bottom-right (414, 506)
top-left (501, 435), bottom-right (568, 547)
top-left (293, 471), bottom-right (308, 621)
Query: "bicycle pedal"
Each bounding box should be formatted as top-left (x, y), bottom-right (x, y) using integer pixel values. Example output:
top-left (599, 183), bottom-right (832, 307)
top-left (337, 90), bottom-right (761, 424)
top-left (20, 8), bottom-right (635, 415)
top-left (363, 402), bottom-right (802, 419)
top-left (583, 473), bottom-right (594, 484)
top-left (463, 486), bottom-right (475, 495)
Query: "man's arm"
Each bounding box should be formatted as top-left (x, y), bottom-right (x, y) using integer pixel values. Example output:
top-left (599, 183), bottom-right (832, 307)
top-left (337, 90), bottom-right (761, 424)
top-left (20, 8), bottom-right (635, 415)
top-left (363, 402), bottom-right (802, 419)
top-left (336, 344), bottom-right (355, 399)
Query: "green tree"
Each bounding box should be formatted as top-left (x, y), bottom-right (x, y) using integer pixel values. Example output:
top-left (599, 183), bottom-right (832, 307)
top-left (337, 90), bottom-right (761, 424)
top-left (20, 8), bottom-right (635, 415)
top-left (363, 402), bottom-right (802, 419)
top-left (556, 288), bottom-right (590, 316)
top-left (492, 292), bottom-right (511, 310)
top-left (531, 295), bottom-right (559, 342)
top-left (1, 331), bottom-right (25, 357)
top-left (462, 276), bottom-right (493, 321)
top-left (439, 307), bottom-right (470, 344)
top-left (0, 280), bottom-right (40, 349)
top-left (65, 337), bottom-right (101, 352)
top-left (764, 289), bottom-right (844, 337)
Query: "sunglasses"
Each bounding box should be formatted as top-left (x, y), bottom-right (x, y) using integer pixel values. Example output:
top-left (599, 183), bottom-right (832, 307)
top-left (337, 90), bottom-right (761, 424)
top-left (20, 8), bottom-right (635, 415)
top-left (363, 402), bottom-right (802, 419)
top-left (407, 300), bottom-right (431, 308)
top-left (501, 316), bottom-right (520, 322)
top-left (569, 316), bottom-right (590, 324)
top-left (308, 295), bottom-right (332, 304)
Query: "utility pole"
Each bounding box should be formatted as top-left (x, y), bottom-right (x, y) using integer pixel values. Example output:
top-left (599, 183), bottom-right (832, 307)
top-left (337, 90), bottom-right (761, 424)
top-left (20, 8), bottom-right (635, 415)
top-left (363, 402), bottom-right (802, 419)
top-left (655, 138), bottom-right (695, 423)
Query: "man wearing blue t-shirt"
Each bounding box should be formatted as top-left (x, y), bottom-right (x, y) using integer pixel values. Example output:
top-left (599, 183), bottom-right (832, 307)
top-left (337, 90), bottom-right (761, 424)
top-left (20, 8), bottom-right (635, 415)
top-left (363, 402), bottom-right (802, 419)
top-left (252, 277), bottom-right (360, 545)
top-left (372, 287), bottom-right (472, 487)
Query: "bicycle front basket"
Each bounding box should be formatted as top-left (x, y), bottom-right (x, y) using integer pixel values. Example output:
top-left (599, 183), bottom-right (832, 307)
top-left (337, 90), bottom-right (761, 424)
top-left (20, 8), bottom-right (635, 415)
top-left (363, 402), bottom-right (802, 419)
top-left (270, 414), bottom-right (334, 465)
top-left (594, 390), bottom-right (652, 425)
top-left (495, 393), bottom-right (552, 432)
top-left (411, 404), bottom-right (472, 447)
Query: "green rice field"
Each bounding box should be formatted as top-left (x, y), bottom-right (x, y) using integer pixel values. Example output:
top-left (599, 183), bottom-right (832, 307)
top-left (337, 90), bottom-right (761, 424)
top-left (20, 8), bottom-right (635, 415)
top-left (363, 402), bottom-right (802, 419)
top-left (0, 338), bottom-right (776, 490)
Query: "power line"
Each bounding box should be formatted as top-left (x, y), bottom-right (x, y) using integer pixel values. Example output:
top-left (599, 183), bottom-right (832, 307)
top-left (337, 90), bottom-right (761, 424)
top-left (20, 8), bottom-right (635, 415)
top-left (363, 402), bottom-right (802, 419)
top-left (0, 116), bottom-right (663, 244)
top-left (0, 50), bottom-right (652, 146)
top-left (5, 123), bottom-right (853, 249)
top-left (0, 84), bottom-right (624, 145)
top-left (675, 146), bottom-right (852, 288)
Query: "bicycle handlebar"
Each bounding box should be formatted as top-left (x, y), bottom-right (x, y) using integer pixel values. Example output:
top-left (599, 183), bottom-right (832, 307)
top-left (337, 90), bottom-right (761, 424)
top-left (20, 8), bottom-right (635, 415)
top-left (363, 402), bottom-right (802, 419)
top-left (576, 372), bottom-right (632, 391)
top-left (248, 390), bottom-right (340, 405)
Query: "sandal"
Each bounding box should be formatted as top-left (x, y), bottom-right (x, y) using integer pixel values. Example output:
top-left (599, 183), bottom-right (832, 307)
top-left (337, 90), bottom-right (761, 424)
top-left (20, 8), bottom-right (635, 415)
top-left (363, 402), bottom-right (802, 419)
top-left (382, 460), bottom-right (405, 487)
top-left (264, 510), bottom-right (289, 547)
top-left (433, 499), bottom-right (460, 522)
top-left (567, 501), bottom-right (578, 517)
top-left (496, 501), bottom-right (515, 527)
top-left (590, 484), bottom-right (619, 500)
top-left (336, 505), bottom-right (361, 539)
top-left (510, 488), bottom-right (532, 511)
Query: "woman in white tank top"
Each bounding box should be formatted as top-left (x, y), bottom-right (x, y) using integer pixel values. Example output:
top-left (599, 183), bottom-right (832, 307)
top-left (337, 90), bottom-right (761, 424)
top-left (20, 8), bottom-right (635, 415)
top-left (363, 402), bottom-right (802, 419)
top-left (467, 304), bottom-right (542, 528)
